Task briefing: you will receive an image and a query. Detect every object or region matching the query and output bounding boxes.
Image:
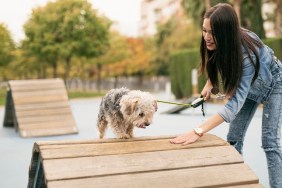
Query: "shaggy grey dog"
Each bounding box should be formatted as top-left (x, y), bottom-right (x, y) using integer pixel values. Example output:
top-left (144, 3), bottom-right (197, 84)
top-left (97, 87), bottom-right (158, 139)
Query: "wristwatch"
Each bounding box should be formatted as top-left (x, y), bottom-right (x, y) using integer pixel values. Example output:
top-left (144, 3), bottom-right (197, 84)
top-left (193, 127), bottom-right (204, 137)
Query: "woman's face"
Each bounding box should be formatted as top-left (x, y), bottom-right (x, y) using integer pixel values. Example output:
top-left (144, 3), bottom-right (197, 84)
top-left (203, 18), bottom-right (216, 50)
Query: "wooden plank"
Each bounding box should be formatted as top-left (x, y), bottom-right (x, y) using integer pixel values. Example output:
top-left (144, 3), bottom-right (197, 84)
top-left (12, 95), bottom-right (68, 105)
top-left (37, 134), bottom-right (224, 147)
top-left (222, 184), bottom-right (264, 188)
top-left (36, 135), bottom-right (176, 146)
top-left (47, 163), bottom-right (259, 188)
top-left (15, 101), bottom-right (70, 111)
top-left (9, 79), bottom-right (66, 93)
top-left (17, 114), bottom-right (74, 124)
top-left (19, 120), bottom-right (76, 130)
top-left (15, 107), bottom-right (72, 117)
top-left (21, 126), bottom-right (78, 137)
top-left (43, 146), bottom-right (243, 181)
top-left (38, 134), bottom-right (229, 159)
top-left (10, 85), bottom-right (66, 92)
top-left (9, 78), bottom-right (64, 87)
top-left (12, 89), bottom-right (67, 97)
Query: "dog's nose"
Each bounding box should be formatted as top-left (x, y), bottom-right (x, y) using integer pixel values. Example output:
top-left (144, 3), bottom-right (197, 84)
top-left (145, 123), bottom-right (150, 126)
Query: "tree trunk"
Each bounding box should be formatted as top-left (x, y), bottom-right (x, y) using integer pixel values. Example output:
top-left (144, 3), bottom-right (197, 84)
top-left (204, 0), bottom-right (211, 10)
top-left (232, 0), bottom-right (241, 25)
top-left (97, 63), bottom-right (102, 92)
top-left (114, 76), bottom-right (118, 88)
top-left (52, 62), bottom-right (58, 78)
top-left (64, 56), bottom-right (71, 87)
top-left (241, 0), bottom-right (265, 39)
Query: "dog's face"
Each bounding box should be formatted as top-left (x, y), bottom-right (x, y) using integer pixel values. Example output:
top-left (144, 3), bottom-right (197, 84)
top-left (120, 91), bottom-right (157, 129)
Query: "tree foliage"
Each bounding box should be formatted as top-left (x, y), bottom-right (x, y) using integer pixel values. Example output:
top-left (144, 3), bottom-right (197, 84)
top-left (107, 37), bottom-right (152, 76)
top-left (241, 0), bottom-right (265, 38)
top-left (154, 18), bottom-right (201, 75)
top-left (182, 0), bottom-right (228, 28)
top-left (23, 0), bottom-right (110, 80)
top-left (0, 23), bottom-right (15, 67)
top-left (182, 0), bottom-right (266, 38)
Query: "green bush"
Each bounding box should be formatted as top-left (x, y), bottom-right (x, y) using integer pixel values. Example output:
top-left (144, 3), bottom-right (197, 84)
top-left (263, 37), bottom-right (282, 60)
top-left (169, 48), bottom-right (206, 99)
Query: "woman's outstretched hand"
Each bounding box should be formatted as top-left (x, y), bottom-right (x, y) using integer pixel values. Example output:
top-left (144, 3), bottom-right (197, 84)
top-left (170, 130), bottom-right (200, 145)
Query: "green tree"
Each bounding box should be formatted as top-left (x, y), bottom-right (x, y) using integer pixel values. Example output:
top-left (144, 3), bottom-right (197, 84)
top-left (23, 0), bottom-right (110, 81)
top-left (182, 0), bottom-right (228, 28)
top-left (154, 18), bottom-right (201, 75)
top-left (0, 23), bottom-right (15, 80)
top-left (91, 31), bottom-right (131, 90)
top-left (182, 0), bottom-right (265, 38)
top-left (241, 0), bottom-right (266, 38)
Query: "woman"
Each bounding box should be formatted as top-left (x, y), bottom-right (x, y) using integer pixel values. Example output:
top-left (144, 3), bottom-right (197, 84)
top-left (170, 3), bottom-right (282, 188)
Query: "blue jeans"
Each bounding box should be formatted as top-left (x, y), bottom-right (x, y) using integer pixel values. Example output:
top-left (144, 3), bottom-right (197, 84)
top-left (227, 86), bottom-right (282, 187)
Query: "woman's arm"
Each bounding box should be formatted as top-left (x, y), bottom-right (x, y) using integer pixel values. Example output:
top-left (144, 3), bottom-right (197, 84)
top-left (170, 55), bottom-right (255, 145)
top-left (170, 113), bottom-right (224, 145)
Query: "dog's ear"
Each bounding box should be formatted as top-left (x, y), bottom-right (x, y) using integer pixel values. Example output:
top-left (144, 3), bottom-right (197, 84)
top-left (121, 97), bottom-right (140, 115)
top-left (153, 100), bottom-right (158, 112)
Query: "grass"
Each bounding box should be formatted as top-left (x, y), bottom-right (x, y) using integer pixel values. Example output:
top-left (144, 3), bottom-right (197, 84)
top-left (0, 88), bottom-right (105, 106)
top-left (0, 88), bottom-right (7, 106)
top-left (67, 90), bottom-right (105, 99)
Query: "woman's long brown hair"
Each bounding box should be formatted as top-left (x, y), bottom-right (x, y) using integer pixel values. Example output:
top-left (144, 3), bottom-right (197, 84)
top-left (199, 3), bottom-right (262, 96)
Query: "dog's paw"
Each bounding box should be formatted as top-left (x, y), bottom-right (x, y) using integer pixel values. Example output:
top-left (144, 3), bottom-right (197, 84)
top-left (119, 134), bottom-right (131, 139)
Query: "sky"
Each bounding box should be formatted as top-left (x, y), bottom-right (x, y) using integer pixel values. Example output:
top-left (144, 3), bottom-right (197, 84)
top-left (0, 0), bottom-right (142, 44)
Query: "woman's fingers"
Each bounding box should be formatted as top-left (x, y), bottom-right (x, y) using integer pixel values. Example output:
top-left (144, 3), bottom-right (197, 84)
top-left (170, 136), bottom-right (185, 144)
top-left (204, 90), bottom-right (211, 100)
top-left (170, 131), bottom-right (199, 145)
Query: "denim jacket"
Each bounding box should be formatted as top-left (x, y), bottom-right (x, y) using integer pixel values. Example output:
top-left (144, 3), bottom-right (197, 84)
top-left (218, 30), bottom-right (282, 123)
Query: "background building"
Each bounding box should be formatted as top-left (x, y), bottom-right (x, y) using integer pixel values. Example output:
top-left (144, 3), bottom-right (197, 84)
top-left (139, 0), bottom-right (184, 36)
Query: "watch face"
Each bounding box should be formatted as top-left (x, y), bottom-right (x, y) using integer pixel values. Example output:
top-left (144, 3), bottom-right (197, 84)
top-left (195, 128), bottom-right (203, 134)
top-left (194, 128), bottom-right (204, 136)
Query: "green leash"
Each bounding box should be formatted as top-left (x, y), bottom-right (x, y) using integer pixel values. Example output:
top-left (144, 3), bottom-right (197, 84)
top-left (156, 100), bottom-right (192, 107)
top-left (157, 97), bottom-right (206, 117)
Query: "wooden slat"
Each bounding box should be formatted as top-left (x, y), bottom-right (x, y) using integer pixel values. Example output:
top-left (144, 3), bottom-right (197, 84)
top-left (43, 146), bottom-right (243, 181)
top-left (12, 90), bottom-right (67, 98)
top-left (36, 135), bottom-right (176, 146)
top-left (19, 120), bottom-right (76, 130)
top-left (12, 94), bottom-right (68, 105)
top-left (10, 85), bottom-right (66, 92)
top-left (21, 126), bottom-right (78, 137)
top-left (9, 79), bottom-right (64, 89)
top-left (15, 107), bottom-right (72, 117)
top-left (38, 134), bottom-right (229, 159)
top-left (222, 184), bottom-right (264, 188)
top-left (47, 163), bottom-right (259, 188)
top-left (17, 114), bottom-right (74, 124)
top-left (15, 101), bottom-right (70, 111)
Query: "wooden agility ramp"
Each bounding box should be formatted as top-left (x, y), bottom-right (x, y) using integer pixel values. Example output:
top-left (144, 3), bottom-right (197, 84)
top-left (27, 134), bottom-right (263, 188)
top-left (3, 78), bottom-right (78, 137)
